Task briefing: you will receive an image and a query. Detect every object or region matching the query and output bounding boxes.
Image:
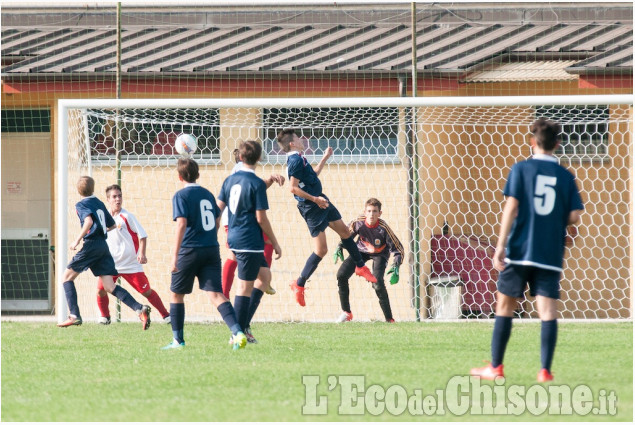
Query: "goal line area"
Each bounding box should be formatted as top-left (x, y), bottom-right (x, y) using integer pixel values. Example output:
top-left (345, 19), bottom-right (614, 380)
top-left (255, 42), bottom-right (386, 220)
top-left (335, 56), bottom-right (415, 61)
top-left (56, 95), bottom-right (633, 323)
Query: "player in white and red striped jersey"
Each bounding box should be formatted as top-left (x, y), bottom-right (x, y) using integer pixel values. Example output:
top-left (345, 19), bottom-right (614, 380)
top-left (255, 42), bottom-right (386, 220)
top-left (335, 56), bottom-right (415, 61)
top-left (96, 184), bottom-right (170, 324)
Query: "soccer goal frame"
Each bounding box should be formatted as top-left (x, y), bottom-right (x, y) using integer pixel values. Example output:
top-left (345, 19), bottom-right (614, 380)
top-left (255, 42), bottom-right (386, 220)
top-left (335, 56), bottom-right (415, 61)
top-left (56, 95), bottom-right (633, 323)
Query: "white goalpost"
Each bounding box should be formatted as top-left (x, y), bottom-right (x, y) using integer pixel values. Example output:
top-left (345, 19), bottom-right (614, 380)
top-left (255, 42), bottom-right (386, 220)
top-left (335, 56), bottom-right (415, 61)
top-left (56, 95), bottom-right (633, 323)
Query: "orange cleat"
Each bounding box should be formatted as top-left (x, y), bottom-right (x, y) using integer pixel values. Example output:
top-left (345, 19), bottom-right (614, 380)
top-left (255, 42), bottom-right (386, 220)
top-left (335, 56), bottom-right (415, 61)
top-left (355, 265), bottom-right (377, 283)
top-left (138, 305), bottom-right (152, 330)
top-left (470, 362), bottom-right (504, 380)
top-left (290, 281), bottom-right (305, 307)
top-left (537, 368), bottom-right (554, 382)
top-left (57, 316), bottom-right (82, 327)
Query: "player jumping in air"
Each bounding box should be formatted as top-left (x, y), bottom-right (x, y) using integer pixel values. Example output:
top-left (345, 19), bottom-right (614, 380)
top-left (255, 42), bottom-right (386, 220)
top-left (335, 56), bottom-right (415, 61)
top-left (276, 129), bottom-right (377, 307)
top-left (96, 184), bottom-right (170, 325)
top-left (58, 176), bottom-right (151, 329)
top-left (334, 198), bottom-right (404, 323)
top-left (217, 140), bottom-right (282, 344)
top-left (163, 158), bottom-right (246, 350)
top-left (470, 118), bottom-right (584, 382)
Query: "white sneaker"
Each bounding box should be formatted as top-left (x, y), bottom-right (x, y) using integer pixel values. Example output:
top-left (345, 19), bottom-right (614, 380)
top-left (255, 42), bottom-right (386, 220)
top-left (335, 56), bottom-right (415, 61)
top-left (336, 311), bottom-right (353, 323)
top-left (98, 316), bottom-right (111, 325)
top-left (164, 316), bottom-right (171, 324)
top-left (265, 286), bottom-right (276, 295)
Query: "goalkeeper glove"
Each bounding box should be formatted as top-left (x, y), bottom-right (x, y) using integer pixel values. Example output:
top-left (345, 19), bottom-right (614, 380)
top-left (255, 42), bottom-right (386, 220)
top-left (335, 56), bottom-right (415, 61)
top-left (387, 266), bottom-right (400, 284)
top-left (333, 245), bottom-right (344, 264)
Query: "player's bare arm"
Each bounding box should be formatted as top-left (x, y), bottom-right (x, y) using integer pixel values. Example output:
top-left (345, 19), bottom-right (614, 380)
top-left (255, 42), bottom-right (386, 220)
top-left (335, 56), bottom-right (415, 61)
top-left (137, 237), bottom-right (148, 264)
top-left (289, 176), bottom-right (329, 209)
top-left (314, 146), bottom-right (333, 176)
top-left (493, 196), bottom-right (519, 271)
top-left (216, 199), bottom-right (226, 215)
top-left (568, 209), bottom-right (582, 225)
top-left (264, 173), bottom-right (285, 189)
top-left (171, 217), bottom-right (187, 273)
top-left (256, 209), bottom-right (282, 260)
top-left (70, 216), bottom-right (93, 250)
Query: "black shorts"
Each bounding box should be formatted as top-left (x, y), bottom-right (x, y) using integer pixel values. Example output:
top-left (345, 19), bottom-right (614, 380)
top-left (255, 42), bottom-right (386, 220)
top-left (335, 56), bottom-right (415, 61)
top-left (171, 246), bottom-right (222, 294)
top-left (233, 251), bottom-right (269, 281)
top-left (497, 264), bottom-right (561, 300)
top-left (297, 197), bottom-right (342, 237)
top-left (67, 239), bottom-right (118, 277)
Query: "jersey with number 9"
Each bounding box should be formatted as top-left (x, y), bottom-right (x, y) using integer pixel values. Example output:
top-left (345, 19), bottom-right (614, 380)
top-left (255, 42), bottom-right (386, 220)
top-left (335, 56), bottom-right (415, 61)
top-left (75, 196), bottom-right (115, 241)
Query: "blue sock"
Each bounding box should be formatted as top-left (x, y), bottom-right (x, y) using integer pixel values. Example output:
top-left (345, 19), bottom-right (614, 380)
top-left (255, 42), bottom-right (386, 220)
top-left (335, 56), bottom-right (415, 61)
top-left (246, 288), bottom-right (264, 327)
top-left (297, 253), bottom-right (323, 287)
top-left (111, 286), bottom-right (143, 312)
top-left (217, 301), bottom-right (242, 335)
top-left (234, 295), bottom-right (251, 331)
top-left (491, 316), bottom-right (513, 368)
top-left (541, 319), bottom-right (558, 372)
top-left (170, 303), bottom-right (185, 343)
top-left (63, 281), bottom-right (80, 318)
top-left (341, 237), bottom-right (364, 267)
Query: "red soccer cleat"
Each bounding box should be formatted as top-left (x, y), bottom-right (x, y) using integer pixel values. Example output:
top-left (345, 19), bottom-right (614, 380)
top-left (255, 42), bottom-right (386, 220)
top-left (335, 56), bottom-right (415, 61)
top-left (387, 318), bottom-right (395, 323)
top-left (355, 265), bottom-right (377, 283)
top-left (336, 311), bottom-right (353, 323)
top-left (470, 362), bottom-right (504, 380)
top-left (537, 368), bottom-right (554, 383)
top-left (138, 305), bottom-right (152, 330)
top-left (290, 281), bottom-right (305, 307)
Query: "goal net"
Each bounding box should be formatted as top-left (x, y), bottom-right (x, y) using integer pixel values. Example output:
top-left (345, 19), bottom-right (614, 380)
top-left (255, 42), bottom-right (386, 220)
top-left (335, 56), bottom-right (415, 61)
top-left (57, 95), bottom-right (632, 323)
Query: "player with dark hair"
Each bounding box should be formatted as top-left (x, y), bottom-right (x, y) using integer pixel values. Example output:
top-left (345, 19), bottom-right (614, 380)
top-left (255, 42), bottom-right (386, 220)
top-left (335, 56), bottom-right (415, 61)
top-left (218, 140), bottom-right (282, 344)
top-left (221, 148), bottom-right (283, 300)
top-left (334, 198), bottom-right (404, 323)
top-left (471, 118), bottom-right (584, 382)
top-left (163, 157), bottom-right (246, 350)
top-left (96, 184), bottom-right (170, 324)
top-left (58, 176), bottom-right (151, 329)
top-left (277, 129), bottom-right (377, 307)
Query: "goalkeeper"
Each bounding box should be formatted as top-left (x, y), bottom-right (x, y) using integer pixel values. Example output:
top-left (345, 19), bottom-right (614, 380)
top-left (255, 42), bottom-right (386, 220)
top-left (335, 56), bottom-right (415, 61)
top-left (333, 198), bottom-right (404, 323)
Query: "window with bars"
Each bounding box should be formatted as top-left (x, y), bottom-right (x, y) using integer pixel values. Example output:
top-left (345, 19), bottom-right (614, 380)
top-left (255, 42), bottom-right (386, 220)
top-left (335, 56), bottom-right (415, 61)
top-left (261, 107), bottom-right (400, 164)
top-left (535, 105), bottom-right (609, 161)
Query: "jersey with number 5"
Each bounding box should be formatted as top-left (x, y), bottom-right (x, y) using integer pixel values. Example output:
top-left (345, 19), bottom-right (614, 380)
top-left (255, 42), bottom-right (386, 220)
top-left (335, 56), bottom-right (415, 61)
top-left (75, 196), bottom-right (115, 241)
top-left (503, 154), bottom-right (584, 271)
top-left (172, 183), bottom-right (221, 248)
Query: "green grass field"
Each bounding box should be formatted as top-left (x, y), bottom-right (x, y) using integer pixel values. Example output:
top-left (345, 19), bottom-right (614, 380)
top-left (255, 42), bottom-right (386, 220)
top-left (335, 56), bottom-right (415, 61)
top-left (1, 320), bottom-right (632, 422)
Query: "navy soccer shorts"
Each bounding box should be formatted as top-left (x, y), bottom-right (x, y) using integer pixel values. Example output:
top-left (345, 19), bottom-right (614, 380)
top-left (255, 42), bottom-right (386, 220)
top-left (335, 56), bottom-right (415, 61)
top-left (171, 246), bottom-right (222, 294)
top-left (233, 251), bottom-right (269, 281)
top-left (67, 239), bottom-right (118, 277)
top-left (297, 196), bottom-right (342, 237)
top-left (497, 264), bottom-right (561, 300)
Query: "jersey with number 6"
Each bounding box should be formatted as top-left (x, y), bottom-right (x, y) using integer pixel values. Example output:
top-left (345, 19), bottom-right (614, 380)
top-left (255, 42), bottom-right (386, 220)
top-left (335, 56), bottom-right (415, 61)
top-left (503, 154), bottom-right (584, 272)
top-left (75, 196), bottom-right (115, 241)
top-left (172, 183), bottom-right (220, 248)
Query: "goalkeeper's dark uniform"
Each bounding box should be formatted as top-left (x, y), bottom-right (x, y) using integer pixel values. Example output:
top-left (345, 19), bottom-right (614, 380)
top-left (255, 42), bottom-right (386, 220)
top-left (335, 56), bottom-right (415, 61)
top-left (336, 216), bottom-right (404, 321)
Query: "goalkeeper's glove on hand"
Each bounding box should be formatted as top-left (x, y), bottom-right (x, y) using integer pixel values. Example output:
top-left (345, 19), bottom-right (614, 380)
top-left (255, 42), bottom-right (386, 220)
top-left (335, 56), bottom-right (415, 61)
top-left (387, 266), bottom-right (400, 284)
top-left (333, 245), bottom-right (344, 264)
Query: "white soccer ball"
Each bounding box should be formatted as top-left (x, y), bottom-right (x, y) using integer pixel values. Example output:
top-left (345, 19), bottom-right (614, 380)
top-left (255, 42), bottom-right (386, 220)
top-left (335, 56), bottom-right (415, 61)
top-left (174, 133), bottom-right (198, 156)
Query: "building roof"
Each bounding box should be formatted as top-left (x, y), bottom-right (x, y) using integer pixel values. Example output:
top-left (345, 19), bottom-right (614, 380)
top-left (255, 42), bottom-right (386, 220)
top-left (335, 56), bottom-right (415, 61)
top-left (1, 4), bottom-right (632, 78)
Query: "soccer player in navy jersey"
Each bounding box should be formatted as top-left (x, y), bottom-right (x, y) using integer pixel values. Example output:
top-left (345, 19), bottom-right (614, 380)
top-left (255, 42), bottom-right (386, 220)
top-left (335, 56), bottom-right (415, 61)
top-left (57, 176), bottom-right (151, 329)
top-left (95, 184), bottom-right (170, 325)
top-left (334, 198), bottom-right (405, 323)
top-left (162, 158), bottom-right (246, 350)
top-left (471, 118), bottom-right (584, 382)
top-left (276, 129), bottom-right (377, 307)
top-left (221, 148), bottom-right (283, 299)
top-left (217, 140), bottom-right (282, 344)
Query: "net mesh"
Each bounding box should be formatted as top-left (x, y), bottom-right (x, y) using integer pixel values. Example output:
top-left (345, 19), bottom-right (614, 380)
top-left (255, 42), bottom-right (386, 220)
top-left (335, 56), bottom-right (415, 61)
top-left (62, 100), bottom-right (631, 322)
